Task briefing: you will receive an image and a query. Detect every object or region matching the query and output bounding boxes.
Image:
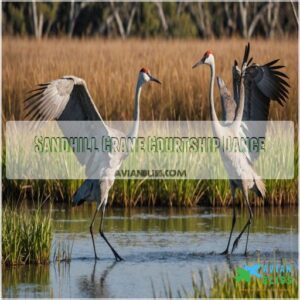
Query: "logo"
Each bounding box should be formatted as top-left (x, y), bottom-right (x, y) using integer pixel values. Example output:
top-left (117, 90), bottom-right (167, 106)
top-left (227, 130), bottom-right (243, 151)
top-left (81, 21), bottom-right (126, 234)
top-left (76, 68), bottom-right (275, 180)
top-left (235, 262), bottom-right (295, 286)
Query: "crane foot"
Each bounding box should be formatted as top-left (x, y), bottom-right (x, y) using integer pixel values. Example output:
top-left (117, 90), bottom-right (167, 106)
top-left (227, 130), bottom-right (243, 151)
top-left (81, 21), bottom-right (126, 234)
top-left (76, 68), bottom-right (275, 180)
top-left (220, 249), bottom-right (229, 255)
top-left (114, 253), bottom-right (123, 261)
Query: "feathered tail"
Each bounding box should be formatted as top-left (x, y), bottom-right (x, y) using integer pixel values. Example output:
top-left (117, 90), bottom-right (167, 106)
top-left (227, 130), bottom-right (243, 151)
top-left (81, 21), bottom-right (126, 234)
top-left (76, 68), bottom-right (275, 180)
top-left (72, 179), bottom-right (100, 206)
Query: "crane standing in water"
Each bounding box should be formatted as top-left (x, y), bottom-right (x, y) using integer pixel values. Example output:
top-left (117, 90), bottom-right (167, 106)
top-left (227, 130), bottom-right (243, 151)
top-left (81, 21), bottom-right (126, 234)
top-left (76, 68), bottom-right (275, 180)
top-left (24, 68), bottom-right (161, 260)
top-left (192, 43), bottom-right (289, 255)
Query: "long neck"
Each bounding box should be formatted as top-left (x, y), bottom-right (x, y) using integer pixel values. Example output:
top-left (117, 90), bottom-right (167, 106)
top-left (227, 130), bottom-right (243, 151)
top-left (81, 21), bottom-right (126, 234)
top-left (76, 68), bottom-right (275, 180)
top-left (209, 61), bottom-right (219, 122)
top-left (128, 78), bottom-right (143, 139)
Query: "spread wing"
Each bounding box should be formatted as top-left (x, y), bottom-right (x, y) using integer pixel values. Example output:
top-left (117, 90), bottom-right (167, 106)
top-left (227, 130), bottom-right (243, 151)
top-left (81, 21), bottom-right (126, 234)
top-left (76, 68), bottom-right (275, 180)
top-left (237, 43), bottom-right (290, 162)
top-left (217, 76), bottom-right (237, 122)
top-left (24, 75), bottom-right (106, 124)
top-left (243, 60), bottom-right (289, 121)
top-left (24, 76), bottom-right (110, 174)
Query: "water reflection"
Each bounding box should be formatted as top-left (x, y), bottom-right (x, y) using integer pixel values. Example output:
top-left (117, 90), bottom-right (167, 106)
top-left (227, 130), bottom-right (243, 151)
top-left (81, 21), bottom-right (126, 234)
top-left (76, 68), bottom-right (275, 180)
top-left (3, 261), bottom-right (117, 298)
top-left (52, 206), bottom-right (298, 235)
top-left (76, 261), bottom-right (117, 298)
top-left (3, 264), bottom-right (50, 298)
top-left (2, 206), bottom-right (298, 298)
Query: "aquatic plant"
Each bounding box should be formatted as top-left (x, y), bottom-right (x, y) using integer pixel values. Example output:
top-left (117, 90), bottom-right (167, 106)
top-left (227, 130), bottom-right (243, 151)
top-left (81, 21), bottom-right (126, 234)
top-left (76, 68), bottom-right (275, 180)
top-left (53, 239), bottom-right (74, 263)
top-left (3, 176), bottom-right (297, 207)
top-left (2, 207), bottom-right (52, 265)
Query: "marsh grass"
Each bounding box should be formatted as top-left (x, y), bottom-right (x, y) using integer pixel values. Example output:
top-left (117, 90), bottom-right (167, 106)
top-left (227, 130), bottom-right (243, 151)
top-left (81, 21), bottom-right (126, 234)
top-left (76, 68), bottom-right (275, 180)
top-left (2, 37), bottom-right (298, 207)
top-left (2, 205), bottom-right (75, 265)
top-left (3, 177), bottom-right (297, 207)
top-left (2, 207), bottom-right (52, 266)
top-left (53, 239), bottom-right (74, 263)
top-left (3, 38), bottom-right (297, 122)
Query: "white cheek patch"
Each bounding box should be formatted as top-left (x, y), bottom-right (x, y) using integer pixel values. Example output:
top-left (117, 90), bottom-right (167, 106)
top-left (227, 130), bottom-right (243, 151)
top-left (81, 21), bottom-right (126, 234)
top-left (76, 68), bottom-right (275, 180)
top-left (143, 73), bottom-right (151, 82)
top-left (206, 54), bottom-right (214, 64)
top-left (205, 55), bottom-right (210, 64)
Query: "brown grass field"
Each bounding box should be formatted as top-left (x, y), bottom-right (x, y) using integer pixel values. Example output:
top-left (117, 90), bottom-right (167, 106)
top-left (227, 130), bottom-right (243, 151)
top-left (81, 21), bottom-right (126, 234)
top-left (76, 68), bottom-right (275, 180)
top-left (2, 37), bottom-right (298, 207)
top-left (2, 37), bottom-right (298, 122)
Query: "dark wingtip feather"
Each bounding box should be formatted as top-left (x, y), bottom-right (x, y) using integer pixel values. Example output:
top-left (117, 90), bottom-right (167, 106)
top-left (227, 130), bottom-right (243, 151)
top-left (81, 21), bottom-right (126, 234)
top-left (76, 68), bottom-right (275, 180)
top-left (266, 59), bottom-right (290, 102)
top-left (264, 59), bottom-right (280, 67)
top-left (25, 82), bottom-right (48, 96)
top-left (272, 70), bottom-right (289, 79)
top-left (276, 76), bottom-right (290, 88)
top-left (24, 91), bottom-right (43, 102)
top-left (277, 98), bottom-right (285, 106)
top-left (26, 87), bottom-right (46, 94)
top-left (270, 65), bottom-right (285, 70)
top-left (247, 57), bottom-right (253, 66)
top-left (242, 43), bottom-right (250, 66)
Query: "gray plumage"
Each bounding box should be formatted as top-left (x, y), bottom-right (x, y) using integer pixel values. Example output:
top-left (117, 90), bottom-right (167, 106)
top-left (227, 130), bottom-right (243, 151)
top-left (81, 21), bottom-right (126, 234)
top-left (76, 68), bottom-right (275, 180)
top-left (194, 43), bottom-right (289, 255)
top-left (223, 43), bottom-right (289, 254)
top-left (218, 44), bottom-right (289, 162)
top-left (24, 70), bottom-right (161, 260)
top-left (217, 76), bottom-right (237, 121)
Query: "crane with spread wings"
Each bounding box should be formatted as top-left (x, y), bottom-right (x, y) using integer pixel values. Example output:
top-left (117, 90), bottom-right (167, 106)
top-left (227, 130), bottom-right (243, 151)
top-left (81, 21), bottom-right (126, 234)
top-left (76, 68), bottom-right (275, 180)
top-left (192, 43), bottom-right (289, 255)
top-left (24, 68), bottom-right (161, 260)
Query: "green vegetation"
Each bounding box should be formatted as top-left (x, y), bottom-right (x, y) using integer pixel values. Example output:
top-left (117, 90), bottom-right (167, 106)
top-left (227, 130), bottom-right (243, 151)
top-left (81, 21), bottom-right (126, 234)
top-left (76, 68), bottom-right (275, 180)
top-left (2, 207), bottom-right (52, 266)
top-left (53, 239), bottom-right (74, 263)
top-left (2, 206), bottom-right (75, 266)
top-left (3, 177), bottom-right (297, 207)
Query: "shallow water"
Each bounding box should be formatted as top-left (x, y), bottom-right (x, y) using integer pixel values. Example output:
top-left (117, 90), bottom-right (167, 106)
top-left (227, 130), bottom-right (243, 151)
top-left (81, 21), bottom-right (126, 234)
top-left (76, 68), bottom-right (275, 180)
top-left (3, 206), bottom-right (298, 298)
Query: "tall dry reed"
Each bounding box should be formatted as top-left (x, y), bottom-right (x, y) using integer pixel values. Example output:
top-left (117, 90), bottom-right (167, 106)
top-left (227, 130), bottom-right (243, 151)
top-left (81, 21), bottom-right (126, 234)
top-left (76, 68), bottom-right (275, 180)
top-left (3, 37), bottom-right (297, 122)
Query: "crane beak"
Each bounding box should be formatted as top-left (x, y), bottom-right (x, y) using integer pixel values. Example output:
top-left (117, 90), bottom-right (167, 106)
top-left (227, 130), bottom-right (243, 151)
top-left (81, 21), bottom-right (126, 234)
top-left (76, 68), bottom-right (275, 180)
top-left (192, 59), bottom-right (204, 69)
top-left (150, 75), bottom-right (161, 84)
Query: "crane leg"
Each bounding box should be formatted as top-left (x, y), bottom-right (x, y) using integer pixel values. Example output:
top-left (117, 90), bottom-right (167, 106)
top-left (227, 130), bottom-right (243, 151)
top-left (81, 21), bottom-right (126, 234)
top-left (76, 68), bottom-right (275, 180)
top-left (220, 186), bottom-right (236, 255)
top-left (231, 189), bottom-right (253, 254)
top-left (243, 192), bottom-right (253, 255)
top-left (244, 212), bottom-right (252, 255)
top-left (90, 208), bottom-right (100, 260)
top-left (99, 206), bottom-right (123, 261)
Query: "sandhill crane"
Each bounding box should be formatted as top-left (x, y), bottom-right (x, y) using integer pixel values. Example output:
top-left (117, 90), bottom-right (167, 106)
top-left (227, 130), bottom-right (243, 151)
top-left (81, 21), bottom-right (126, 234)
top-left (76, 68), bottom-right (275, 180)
top-left (192, 44), bottom-right (289, 255)
top-left (24, 68), bottom-right (161, 260)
